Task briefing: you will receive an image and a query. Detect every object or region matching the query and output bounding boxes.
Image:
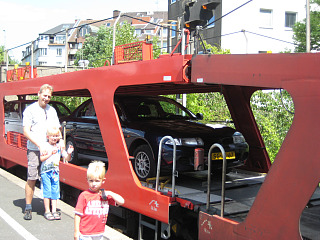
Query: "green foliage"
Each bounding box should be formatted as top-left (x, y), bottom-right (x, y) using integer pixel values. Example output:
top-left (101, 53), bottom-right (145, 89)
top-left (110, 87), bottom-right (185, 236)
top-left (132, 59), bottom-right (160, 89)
top-left (186, 90), bottom-right (293, 163)
top-left (187, 93), bottom-right (232, 122)
top-left (293, 1), bottom-right (320, 52)
top-left (75, 22), bottom-right (138, 68)
top-left (51, 96), bottom-right (89, 112)
top-left (184, 43), bottom-right (233, 124)
top-left (152, 36), bottom-right (162, 59)
top-left (0, 45), bottom-right (17, 64)
top-left (203, 41), bottom-right (231, 54)
top-left (250, 90), bottom-right (294, 162)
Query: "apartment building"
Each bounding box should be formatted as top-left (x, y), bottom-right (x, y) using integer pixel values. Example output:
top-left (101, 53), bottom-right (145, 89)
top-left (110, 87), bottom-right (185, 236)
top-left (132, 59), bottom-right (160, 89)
top-left (21, 10), bottom-right (168, 67)
top-left (168, 0), bottom-right (305, 54)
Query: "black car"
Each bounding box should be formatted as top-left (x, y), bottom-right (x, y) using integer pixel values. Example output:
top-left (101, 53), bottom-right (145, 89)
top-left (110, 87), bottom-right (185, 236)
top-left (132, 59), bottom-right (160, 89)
top-left (4, 99), bottom-right (71, 135)
top-left (64, 95), bottom-right (249, 180)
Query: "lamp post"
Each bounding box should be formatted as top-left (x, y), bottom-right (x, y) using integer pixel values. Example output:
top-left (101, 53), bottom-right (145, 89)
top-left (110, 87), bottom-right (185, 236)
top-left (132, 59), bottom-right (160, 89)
top-left (306, 0), bottom-right (310, 52)
top-left (65, 28), bottom-right (69, 72)
top-left (111, 11), bottom-right (121, 65)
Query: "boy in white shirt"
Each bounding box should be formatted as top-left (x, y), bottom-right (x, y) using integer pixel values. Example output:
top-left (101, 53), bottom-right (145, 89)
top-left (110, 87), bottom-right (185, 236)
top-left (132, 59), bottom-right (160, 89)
top-left (40, 126), bottom-right (73, 220)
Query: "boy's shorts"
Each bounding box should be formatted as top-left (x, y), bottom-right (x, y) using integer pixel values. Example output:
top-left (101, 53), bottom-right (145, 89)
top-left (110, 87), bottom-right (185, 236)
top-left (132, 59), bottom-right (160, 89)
top-left (27, 150), bottom-right (41, 180)
top-left (80, 235), bottom-right (103, 240)
top-left (40, 169), bottom-right (60, 200)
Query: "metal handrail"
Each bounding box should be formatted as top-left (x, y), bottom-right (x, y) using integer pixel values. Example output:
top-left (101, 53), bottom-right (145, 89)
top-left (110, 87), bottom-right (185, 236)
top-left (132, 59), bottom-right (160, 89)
top-left (206, 143), bottom-right (227, 217)
top-left (155, 136), bottom-right (177, 198)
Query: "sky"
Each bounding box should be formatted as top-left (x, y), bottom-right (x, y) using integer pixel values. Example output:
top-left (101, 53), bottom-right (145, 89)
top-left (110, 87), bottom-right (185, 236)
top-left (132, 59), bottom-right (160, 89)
top-left (0, 0), bottom-right (168, 61)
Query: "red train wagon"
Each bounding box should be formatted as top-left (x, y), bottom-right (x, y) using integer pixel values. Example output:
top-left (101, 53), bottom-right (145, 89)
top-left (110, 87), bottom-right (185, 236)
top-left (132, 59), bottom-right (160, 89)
top-left (1, 50), bottom-right (320, 239)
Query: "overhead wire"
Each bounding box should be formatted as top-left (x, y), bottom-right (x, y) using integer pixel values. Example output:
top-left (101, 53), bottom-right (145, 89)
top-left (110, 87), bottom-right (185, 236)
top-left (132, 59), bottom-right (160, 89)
top-left (2, 3), bottom-right (299, 61)
top-left (202, 0), bottom-right (253, 29)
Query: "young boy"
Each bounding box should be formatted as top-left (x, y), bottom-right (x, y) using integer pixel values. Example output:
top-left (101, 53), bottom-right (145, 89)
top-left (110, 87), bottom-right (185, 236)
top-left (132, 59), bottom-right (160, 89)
top-left (40, 126), bottom-right (73, 221)
top-left (74, 161), bottom-right (124, 240)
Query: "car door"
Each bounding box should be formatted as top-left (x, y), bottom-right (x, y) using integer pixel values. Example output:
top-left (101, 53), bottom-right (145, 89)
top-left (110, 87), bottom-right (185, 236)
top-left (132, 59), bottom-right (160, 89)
top-left (4, 101), bottom-right (23, 134)
top-left (70, 100), bottom-right (105, 155)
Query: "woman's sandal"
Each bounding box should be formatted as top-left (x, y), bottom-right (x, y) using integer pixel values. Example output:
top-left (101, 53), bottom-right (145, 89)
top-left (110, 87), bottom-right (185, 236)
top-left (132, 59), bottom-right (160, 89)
top-left (52, 212), bottom-right (61, 220)
top-left (44, 212), bottom-right (54, 221)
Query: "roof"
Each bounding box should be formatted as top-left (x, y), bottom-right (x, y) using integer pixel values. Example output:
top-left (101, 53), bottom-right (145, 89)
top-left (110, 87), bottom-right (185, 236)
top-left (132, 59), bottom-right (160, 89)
top-left (41, 23), bottom-right (75, 36)
top-left (68, 19), bottom-right (112, 42)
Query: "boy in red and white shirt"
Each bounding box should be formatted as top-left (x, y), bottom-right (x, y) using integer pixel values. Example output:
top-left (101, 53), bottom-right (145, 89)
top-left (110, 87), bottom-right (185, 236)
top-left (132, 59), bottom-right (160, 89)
top-left (74, 161), bottom-right (124, 240)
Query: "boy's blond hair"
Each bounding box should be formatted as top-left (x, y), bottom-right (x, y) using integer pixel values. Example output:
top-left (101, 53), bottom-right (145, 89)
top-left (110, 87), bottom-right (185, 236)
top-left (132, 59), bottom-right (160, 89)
top-left (87, 161), bottom-right (106, 180)
top-left (47, 126), bottom-right (60, 136)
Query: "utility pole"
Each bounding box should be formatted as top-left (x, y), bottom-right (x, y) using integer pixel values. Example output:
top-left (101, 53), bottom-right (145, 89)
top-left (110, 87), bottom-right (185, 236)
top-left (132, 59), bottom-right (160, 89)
top-left (31, 41), bottom-right (34, 78)
top-left (306, 0), bottom-right (311, 52)
top-left (112, 11), bottom-right (121, 65)
top-left (65, 28), bottom-right (69, 72)
top-left (5, 50), bottom-right (8, 82)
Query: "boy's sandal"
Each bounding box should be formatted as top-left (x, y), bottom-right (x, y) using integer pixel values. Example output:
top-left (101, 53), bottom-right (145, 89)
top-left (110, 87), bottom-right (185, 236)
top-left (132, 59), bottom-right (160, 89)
top-left (52, 212), bottom-right (61, 220)
top-left (44, 212), bottom-right (54, 221)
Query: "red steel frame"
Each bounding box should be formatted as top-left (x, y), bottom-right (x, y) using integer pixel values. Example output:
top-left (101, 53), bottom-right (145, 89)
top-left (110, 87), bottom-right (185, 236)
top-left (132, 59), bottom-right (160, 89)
top-left (0, 52), bottom-right (319, 239)
top-left (192, 53), bottom-right (320, 239)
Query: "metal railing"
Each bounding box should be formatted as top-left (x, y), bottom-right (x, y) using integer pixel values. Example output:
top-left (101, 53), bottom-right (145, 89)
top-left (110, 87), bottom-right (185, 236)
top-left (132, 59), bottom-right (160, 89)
top-left (206, 143), bottom-right (227, 217)
top-left (155, 136), bottom-right (178, 198)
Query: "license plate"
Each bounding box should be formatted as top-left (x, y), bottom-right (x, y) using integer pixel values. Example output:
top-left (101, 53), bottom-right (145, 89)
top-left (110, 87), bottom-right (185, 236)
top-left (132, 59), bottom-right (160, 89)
top-left (212, 151), bottom-right (235, 160)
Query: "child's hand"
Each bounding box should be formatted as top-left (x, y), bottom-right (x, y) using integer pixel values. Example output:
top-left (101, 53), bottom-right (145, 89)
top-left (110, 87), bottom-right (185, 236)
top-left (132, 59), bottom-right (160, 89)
top-left (52, 146), bottom-right (59, 154)
top-left (67, 145), bottom-right (74, 154)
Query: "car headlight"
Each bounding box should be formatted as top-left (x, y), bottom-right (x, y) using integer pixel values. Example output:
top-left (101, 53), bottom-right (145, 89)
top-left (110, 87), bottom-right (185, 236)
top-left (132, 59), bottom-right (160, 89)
top-left (165, 137), bottom-right (204, 146)
top-left (233, 132), bottom-right (246, 144)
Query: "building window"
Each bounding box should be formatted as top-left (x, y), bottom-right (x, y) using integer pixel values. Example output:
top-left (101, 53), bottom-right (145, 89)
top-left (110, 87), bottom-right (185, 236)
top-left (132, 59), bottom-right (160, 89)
top-left (49, 36), bottom-right (54, 44)
top-left (145, 30), bottom-right (153, 35)
top-left (38, 61), bottom-right (47, 66)
top-left (56, 36), bottom-right (65, 44)
top-left (135, 29), bottom-right (142, 36)
top-left (161, 28), bottom-right (168, 37)
top-left (40, 48), bottom-right (47, 56)
top-left (207, 15), bottom-right (215, 28)
top-left (80, 28), bottom-right (88, 37)
top-left (171, 21), bottom-right (177, 38)
top-left (106, 23), bottom-right (111, 27)
top-left (285, 12), bottom-right (297, 28)
top-left (57, 48), bottom-right (62, 56)
top-left (260, 9), bottom-right (273, 28)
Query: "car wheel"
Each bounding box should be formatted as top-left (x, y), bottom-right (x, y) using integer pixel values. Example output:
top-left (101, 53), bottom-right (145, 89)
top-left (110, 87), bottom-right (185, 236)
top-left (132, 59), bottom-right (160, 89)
top-left (66, 137), bottom-right (81, 165)
top-left (133, 145), bottom-right (156, 181)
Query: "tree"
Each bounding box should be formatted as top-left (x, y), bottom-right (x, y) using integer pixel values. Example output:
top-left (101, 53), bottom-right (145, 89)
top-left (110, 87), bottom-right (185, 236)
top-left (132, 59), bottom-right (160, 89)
top-left (186, 42), bottom-right (232, 124)
top-left (0, 46), bottom-right (17, 65)
top-left (250, 90), bottom-right (294, 162)
top-left (75, 22), bottom-right (138, 68)
top-left (293, 1), bottom-right (320, 52)
top-left (152, 36), bottom-right (162, 59)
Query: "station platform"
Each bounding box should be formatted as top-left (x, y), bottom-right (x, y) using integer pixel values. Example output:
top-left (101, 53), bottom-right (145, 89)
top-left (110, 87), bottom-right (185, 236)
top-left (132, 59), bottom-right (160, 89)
top-left (0, 168), bottom-right (132, 240)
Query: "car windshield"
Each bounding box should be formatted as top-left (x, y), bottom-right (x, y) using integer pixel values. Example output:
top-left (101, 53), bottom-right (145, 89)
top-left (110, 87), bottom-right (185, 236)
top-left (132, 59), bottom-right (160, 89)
top-left (119, 96), bottom-right (196, 121)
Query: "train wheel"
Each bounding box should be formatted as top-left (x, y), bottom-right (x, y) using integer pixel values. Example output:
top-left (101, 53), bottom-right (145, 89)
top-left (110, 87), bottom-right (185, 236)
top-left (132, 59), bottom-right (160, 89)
top-left (133, 145), bottom-right (156, 181)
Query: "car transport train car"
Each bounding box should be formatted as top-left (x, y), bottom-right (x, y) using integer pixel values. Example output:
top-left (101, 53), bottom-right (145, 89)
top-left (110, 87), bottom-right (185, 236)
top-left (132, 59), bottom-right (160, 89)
top-left (1, 41), bottom-right (320, 239)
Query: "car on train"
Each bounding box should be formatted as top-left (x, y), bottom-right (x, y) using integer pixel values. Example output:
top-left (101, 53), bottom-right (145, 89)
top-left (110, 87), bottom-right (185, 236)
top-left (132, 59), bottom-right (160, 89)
top-left (4, 99), bottom-right (71, 135)
top-left (64, 94), bottom-right (249, 180)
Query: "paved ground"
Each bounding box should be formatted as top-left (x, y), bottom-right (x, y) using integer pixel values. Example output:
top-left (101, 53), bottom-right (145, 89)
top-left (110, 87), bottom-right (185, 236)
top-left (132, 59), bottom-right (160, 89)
top-left (0, 167), bottom-right (132, 240)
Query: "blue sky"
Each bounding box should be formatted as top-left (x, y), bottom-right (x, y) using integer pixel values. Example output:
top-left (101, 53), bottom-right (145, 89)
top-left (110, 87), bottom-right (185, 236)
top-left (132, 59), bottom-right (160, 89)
top-left (0, 0), bottom-right (168, 60)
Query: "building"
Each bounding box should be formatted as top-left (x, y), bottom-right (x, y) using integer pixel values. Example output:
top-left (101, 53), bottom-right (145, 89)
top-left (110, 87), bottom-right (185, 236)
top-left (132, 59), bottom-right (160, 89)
top-left (21, 10), bottom-right (168, 68)
top-left (168, 0), bottom-right (305, 54)
top-left (118, 11), bottom-right (168, 53)
top-left (21, 19), bottom-right (112, 67)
